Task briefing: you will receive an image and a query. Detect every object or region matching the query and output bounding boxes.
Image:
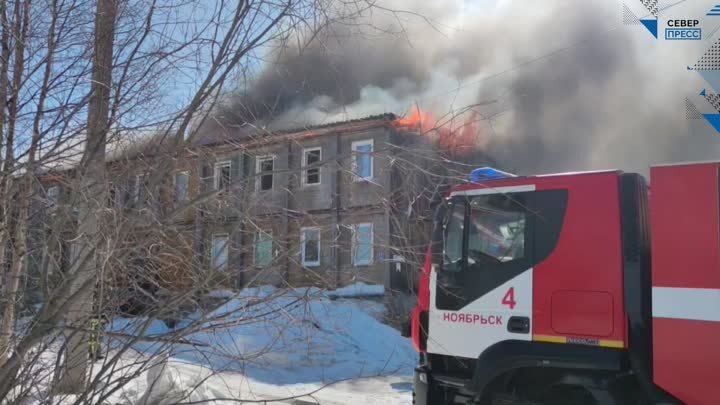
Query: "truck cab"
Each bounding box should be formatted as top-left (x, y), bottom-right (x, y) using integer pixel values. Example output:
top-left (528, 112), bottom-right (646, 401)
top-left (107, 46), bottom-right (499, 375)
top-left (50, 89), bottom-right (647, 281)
top-left (409, 163), bottom-right (720, 405)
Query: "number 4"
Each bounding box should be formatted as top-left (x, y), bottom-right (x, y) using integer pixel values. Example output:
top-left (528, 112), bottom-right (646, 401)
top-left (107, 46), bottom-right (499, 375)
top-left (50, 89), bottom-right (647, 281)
top-left (502, 287), bottom-right (517, 310)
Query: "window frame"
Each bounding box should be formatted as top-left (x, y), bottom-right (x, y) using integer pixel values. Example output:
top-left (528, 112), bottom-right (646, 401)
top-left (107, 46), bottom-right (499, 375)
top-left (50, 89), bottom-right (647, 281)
top-left (134, 174), bottom-right (146, 203)
top-left (352, 223), bottom-right (374, 266)
top-left (300, 226), bottom-right (321, 267)
top-left (174, 170), bottom-right (190, 204)
top-left (467, 196), bottom-right (528, 264)
top-left (108, 182), bottom-right (116, 208)
top-left (210, 233), bottom-right (229, 271)
top-left (214, 160), bottom-right (232, 191)
top-left (253, 230), bottom-right (273, 268)
top-left (351, 139), bottom-right (374, 181)
top-left (302, 147), bottom-right (322, 186)
top-left (46, 185), bottom-right (61, 211)
top-left (255, 155), bottom-right (275, 192)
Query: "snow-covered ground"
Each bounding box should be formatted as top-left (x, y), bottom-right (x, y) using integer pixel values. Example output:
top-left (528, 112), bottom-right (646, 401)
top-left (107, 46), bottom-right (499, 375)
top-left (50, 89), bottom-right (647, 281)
top-left (101, 284), bottom-right (416, 404)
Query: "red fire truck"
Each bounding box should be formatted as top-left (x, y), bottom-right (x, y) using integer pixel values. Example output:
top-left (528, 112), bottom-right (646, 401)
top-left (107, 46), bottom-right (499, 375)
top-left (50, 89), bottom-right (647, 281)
top-left (405, 162), bottom-right (720, 405)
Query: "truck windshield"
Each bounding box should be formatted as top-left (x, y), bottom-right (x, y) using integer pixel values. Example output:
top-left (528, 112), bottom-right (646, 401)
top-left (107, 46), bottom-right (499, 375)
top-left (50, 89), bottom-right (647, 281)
top-left (441, 194), bottom-right (527, 273)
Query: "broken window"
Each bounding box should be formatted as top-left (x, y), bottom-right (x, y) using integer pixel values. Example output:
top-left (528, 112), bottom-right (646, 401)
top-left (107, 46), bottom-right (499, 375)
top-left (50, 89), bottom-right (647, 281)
top-left (351, 139), bottom-right (373, 180)
top-left (214, 161), bottom-right (231, 191)
top-left (256, 156), bottom-right (274, 191)
top-left (303, 147), bottom-right (321, 185)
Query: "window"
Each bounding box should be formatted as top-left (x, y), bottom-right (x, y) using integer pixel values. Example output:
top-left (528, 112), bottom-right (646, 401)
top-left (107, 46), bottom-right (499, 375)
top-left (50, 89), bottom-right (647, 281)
top-left (300, 227), bottom-right (320, 267)
top-left (211, 234), bottom-right (229, 271)
top-left (175, 171), bottom-right (189, 204)
top-left (114, 182), bottom-right (127, 208)
top-left (351, 140), bottom-right (373, 181)
top-left (47, 186), bottom-right (61, 211)
top-left (468, 196), bottom-right (526, 263)
top-left (134, 174), bottom-right (147, 203)
top-left (442, 202), bottom-right (466, 273)
top-left (254, 231), bottom-right (273, 267)
top-left (108, 183), bottom-right (116, 208)
top-left (214, 161), bottom-right (231, 190)
top-left (303, 147), bottom-right (322, 185)
top-left (352, 223), bottom-right (374, 266)
top-left (256, 156), bottom-right (274, 191)
top-left (111, 182), bottom-right (126, 208)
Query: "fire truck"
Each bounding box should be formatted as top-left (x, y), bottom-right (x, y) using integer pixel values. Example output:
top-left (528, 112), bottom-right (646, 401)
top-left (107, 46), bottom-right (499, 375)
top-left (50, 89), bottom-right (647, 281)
top-left (405, 162), bottom-right (720, 405)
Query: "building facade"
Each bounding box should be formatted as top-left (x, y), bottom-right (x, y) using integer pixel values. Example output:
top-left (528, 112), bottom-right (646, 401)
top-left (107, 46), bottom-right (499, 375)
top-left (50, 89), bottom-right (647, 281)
top-left (193, 114), bottom-right (438, 291)
top-left (28, 114), bottom-right (449, 299)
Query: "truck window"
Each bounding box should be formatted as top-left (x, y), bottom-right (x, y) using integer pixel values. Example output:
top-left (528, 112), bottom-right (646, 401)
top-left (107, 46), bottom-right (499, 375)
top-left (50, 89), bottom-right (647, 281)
top-left (468, 196), bottom-right (526, 263)
top-left (443, 202), bottom-right (465, 272)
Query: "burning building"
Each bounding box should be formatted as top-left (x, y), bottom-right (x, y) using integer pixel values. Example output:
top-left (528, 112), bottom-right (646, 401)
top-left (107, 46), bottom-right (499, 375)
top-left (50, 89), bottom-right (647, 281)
top-left (191, 111), bottom-right (492, 292)
top-left (28, 111), bottom-right (494, 304)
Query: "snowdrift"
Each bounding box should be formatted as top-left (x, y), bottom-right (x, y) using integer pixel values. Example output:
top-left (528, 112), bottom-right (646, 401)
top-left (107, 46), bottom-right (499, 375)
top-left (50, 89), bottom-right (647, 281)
top-left (108, 284), bottom-right (416, 385)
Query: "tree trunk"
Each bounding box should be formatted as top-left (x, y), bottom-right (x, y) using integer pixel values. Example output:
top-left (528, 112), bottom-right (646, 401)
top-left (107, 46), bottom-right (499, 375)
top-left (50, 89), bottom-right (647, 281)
top-left (0, 0), bottom-right (13, 360)
top-left (55, 0), bottom-right (116, 393)
top-left (0, 0), bottom-right (31, 365)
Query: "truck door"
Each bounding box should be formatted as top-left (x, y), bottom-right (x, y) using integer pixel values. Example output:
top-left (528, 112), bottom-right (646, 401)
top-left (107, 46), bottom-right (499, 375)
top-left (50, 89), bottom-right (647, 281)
top-left (426, 185), bottom-right (567, 359)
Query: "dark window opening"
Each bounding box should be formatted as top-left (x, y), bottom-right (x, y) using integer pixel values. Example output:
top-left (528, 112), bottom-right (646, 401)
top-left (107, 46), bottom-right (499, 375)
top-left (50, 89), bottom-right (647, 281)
top-left (108, 183), bottom-right (116, 208)
top-left (258, 157), bottom-right (273, 191)
top-left (215, 162), bottom-right (231, 190)
top-left (304, 148), bottom-right (321, 185)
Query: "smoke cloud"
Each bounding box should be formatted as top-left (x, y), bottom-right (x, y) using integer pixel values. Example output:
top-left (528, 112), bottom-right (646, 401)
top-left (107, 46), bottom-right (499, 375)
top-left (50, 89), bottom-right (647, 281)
top-left (215, 0), bottom-right (720, 175)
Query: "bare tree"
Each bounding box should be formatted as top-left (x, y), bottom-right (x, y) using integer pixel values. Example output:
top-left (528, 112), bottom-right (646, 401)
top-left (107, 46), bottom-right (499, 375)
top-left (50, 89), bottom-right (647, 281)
top-left (0, 0), bottom-right (440, 403)
top-left (55, 0), bottom-right (117, 392)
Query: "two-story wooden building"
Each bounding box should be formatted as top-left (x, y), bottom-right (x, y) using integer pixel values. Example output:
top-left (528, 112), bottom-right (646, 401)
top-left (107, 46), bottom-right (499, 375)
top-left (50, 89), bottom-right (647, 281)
top-left (192, 113), bottom-right (439, 291)
top-left (29, 113), bottom-right (478, 299)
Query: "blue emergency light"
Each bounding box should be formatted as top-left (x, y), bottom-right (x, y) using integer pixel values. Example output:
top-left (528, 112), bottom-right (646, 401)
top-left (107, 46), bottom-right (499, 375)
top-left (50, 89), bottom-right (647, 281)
top-left (469, 167), bottom-right (516, 183)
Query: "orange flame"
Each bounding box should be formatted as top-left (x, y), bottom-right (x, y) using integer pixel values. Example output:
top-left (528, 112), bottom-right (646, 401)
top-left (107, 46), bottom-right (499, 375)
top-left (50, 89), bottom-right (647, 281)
top-left (394, 107), bottom-right (487, 156)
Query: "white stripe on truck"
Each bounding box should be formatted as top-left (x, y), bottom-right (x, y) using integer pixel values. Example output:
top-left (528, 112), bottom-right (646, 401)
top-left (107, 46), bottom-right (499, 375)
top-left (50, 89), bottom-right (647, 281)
top-left (652, 287), bottom-right (720, 322)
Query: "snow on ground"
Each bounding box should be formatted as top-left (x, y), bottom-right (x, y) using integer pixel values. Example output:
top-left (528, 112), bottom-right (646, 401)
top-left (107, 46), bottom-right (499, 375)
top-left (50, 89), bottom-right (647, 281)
top-left (326, 282), bottom-right (385, 298)
top-left (115, 359), bottom-right (413, 405)
top-left (104, 285), bottom-right (416, 404)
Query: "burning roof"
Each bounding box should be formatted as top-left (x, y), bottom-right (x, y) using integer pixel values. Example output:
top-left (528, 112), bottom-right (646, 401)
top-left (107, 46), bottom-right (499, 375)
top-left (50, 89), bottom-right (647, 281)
top-left (196, 108), bottom-right (488, 158)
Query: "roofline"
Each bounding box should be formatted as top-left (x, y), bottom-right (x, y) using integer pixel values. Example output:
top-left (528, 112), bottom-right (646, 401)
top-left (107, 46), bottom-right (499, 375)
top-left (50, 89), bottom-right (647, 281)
top-left (532, 169), bottom-right (622, 178)
top-left (446, 168), bottom-right (625, 195)
top-left (33, 114), bottom-right (403, 179)
top-left (195, 114), bottom-right (399, 151)
top-left (651, 160), bottom-right (720, 168)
